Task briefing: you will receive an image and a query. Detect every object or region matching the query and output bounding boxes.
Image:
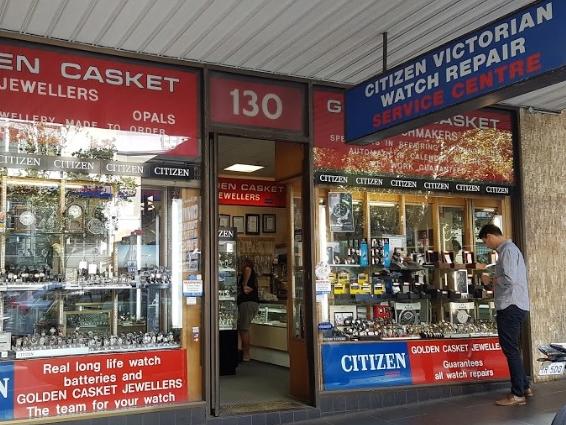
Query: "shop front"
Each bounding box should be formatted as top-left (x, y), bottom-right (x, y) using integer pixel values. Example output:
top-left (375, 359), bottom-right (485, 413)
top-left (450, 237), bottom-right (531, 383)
top-left (0, 34), bottom-right (528, 424)
top-left (312, 87), bottom-right (520, 405)
top-left (0, 38), bottom-right (204, 422)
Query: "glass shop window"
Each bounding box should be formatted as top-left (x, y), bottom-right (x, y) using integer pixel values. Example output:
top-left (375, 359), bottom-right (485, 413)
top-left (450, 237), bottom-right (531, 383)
top-left (0, 120), bottom-right (200, 358)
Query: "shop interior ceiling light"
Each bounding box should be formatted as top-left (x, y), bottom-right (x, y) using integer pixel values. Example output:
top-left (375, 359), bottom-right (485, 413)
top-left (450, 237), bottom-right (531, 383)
top-left (224, 163), bottom-right (264, 173)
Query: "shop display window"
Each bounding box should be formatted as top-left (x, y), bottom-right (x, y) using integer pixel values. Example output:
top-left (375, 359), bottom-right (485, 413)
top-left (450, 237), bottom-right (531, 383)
top-left (317, 189), bottom-right (503, 343)
top-left (0, 118), bottom-right (200, 419)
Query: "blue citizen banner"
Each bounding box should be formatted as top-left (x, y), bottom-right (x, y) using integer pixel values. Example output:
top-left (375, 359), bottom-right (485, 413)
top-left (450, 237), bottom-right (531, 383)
top-left (345, 0), bottom-right (566, 143)
top-left (0, 361), bottom-right (14, 420)
top-left (322, 341), bottom-right (412, 390)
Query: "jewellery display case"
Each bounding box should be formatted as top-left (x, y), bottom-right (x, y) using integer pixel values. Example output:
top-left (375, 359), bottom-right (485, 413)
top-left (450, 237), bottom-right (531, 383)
top-left (252, 302), bottom-right (287, 328)
top-left (250, 302), bottom-right (288, 367)
top-left (317, 190), bottom-right (499, 342)
top-left (218, 228), bottom-right (238, 375)
top-left (0, 155), bottom-right (185, 359)
top-left (218, 229), bottom-right (238, 331)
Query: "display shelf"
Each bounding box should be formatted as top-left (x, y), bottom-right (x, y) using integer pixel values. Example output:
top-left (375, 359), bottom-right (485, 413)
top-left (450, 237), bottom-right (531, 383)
top-left (15, 346), bottom-right (89, 359)
top-left (0, 283), bottom-right (142, 292)
top-left (251, 320), bottom-right (287, 328)
top-left (219, 296), bottom-right (235, 301)
top-left (0, 283), bottom-right (63, 291)
top-left (381, 335), bottom-right (422, 340)
top-left (13, 343), bottom-right (181, 359)
top-left (65, 284), bottom-right (134, 291)
top-left (329, 264), bottom-right (364, 268)
top-left (219, 267), bottom-right (236, 273)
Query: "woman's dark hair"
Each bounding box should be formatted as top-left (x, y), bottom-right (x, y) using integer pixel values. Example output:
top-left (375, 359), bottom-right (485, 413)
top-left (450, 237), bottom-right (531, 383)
top-left (478, 224), bottom-right (503, 239)
top-left (241, 258), bottom-right (254, 269)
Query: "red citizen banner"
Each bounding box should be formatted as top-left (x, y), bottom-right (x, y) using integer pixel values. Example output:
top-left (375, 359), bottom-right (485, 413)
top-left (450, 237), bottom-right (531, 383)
top-left (210, 72), bottom-right (305, 133)
top-left (0, 40), bottom-right (200, 156)
top-left (13, 349), bottom-right (187, 419)
top-left (313, 87), bottom-right (514, 185)
top-left (408, 338), bottom-right (509, 385)
top-left (219, 178), bottom-right (286, 207)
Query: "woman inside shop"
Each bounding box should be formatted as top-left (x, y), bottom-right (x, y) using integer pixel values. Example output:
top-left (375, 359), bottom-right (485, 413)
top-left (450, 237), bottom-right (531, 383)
top-left (237, 258), bottom-right (259, 362)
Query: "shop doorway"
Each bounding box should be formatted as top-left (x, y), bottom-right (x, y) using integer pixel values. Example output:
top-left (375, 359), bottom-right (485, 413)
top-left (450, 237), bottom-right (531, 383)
top-left (210, 134), bottom-right (312, 415)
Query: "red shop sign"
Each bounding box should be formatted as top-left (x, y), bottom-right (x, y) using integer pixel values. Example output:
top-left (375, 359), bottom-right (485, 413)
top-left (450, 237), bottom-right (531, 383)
top-left (314, 88), bottom-right (345, 147)
top-left (407, 337), bottom-right (509, 385)
top-left (209, 72), bottom-right (305, 133)
top-left (219, 178), bottom-right (286, 208)
top-left (13, 349), bottom-right (188, 419)
top-left (313, 87), bottom-right (514, 185)
top-left (0, 40), bottom-right (200, 157)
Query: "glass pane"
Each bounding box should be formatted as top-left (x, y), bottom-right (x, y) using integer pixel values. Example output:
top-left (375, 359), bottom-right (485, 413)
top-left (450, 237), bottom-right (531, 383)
top-left (326, 200), bottom-right (364, 265)
top-left (369, 203), bottom-right (400, 236)
top-left (473, 208), bottom-right (498, 264)
top-left (5, 184), bottom-right (62, 273)
top-left (439, 206), bottom-right (465, 263)
top-left (292, 196), bottom-right (305, 339)
top-left (0, 119), bottom-right (195, 355)
top-left (405, 204), bottom-right (433, 255)
top-left (218, 235), bottom-right (238, 331)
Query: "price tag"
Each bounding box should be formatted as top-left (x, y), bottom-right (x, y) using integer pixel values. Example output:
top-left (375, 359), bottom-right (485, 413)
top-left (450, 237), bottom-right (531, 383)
top-left (539, 361), bottom-right (565, 376)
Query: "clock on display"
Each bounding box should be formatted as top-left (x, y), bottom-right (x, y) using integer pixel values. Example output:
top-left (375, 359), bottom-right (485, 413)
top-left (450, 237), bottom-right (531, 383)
top-left (87, 218), bottom-right (105, 235)
top-left (456, 310), bottom-right (470, 324)
top-left (331, 202), bottom-right (350, 224)
top-left (67, 204), bottom-right (82, 219)
top-left (399, 310), bottom-right (416, 325)
top-left (19, 211), bottom-right (36, 226)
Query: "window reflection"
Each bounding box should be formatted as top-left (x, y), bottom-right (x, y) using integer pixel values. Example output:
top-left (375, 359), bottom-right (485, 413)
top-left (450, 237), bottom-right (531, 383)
top-left (405, 204), bottom-right (432, 255)
top-left (439, 206), bottom-right (465, 263)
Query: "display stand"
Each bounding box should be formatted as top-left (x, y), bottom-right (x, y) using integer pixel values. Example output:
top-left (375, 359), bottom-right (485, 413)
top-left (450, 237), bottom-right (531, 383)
top-left (218, 228), bottom-right (239, 375)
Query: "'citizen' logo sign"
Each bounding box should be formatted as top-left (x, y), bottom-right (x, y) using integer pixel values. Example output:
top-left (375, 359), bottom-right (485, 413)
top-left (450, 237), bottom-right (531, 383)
top-left (341, 353), bottom-right (407, 372)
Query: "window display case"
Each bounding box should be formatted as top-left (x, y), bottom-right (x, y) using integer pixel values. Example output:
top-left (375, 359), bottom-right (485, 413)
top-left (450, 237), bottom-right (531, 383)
top-left (250, 302), bottom-right (288, 367)
top-left (252, 302), bottom-right (287, 327)
top-left (0, 121), bottom-right (197, 360)
top-left (317, 190), bottom-right (500, 343)
top-left (218, 228), bottom-right (238, 375)
top-left (0, 178), bottom-right (182, 359)
top-left (218, 230), bottom-right (238, 331)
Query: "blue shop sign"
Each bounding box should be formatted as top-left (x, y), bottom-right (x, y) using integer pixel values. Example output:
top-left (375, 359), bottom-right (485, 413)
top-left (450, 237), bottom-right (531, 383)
top-left (322, 341), bottom-right (412, 390)
top-left (0, 362), bottom-right (14, 420)
top-left (345, 0), bottom-right (566, 143)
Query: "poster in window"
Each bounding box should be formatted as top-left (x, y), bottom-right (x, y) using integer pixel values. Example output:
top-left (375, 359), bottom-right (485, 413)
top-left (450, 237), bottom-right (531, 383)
top-left (328, 192), bottom-right (354, 232)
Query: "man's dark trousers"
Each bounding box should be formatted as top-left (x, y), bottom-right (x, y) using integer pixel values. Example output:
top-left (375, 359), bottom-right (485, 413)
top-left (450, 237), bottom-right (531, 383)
top-left (496, 304), bottom-right (529, 396)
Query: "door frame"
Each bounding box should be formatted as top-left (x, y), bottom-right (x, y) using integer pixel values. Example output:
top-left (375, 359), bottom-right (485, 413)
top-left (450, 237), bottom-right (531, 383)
top-left (204, 131), bottom-right (315, 416)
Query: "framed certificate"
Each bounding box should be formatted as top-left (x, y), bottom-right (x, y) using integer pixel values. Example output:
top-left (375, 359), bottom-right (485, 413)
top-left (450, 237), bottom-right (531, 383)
top-left (245, 214), bottom-right (260, 235)
top-left (262, 214), bottom-right (276, 233)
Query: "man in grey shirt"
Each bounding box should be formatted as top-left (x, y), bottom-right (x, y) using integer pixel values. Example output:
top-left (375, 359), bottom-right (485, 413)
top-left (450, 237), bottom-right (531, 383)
top-left (479, 224), bottom-right (531, 406)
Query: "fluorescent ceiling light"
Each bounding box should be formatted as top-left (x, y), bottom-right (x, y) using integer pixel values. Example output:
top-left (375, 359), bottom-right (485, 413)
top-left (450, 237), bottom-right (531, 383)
top-left (224, 163), bottom-right (264, 173)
